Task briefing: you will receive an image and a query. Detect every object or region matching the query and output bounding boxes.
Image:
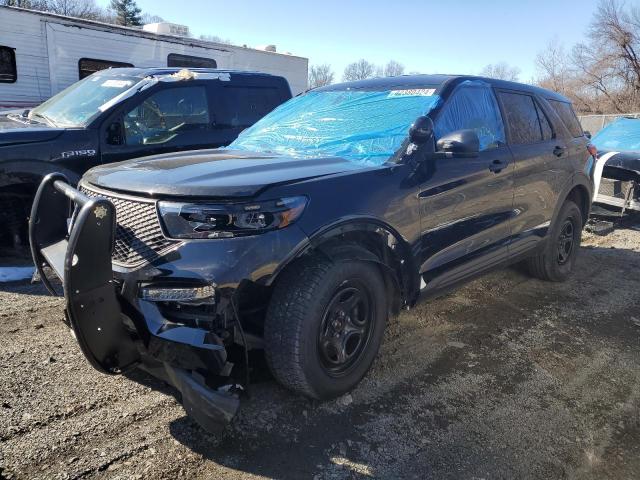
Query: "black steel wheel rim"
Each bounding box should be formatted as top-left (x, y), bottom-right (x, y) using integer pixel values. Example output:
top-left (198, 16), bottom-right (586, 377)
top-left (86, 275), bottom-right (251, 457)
top-left (317, 279), bottom-right (374, 377)
top-left (557, 219), bottom-right (575, 265)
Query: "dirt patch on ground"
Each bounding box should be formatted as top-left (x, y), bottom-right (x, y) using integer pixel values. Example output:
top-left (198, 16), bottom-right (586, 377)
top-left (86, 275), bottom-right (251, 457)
top-left (2, 225), bottom-right (640, 479)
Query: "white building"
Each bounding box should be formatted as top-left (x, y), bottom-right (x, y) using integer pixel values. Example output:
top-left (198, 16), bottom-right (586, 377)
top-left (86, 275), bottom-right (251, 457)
top-left (0, 6), bottom-right (308, 109)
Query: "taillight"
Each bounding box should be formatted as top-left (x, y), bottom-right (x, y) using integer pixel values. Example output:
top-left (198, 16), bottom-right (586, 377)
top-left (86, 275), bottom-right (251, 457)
top-left (587, 143), bottom-right (597, 157)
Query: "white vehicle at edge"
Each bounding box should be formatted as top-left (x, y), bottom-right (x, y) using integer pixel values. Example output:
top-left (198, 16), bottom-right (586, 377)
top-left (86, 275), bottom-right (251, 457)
top-left (591, 118), bottom-right (640, 213)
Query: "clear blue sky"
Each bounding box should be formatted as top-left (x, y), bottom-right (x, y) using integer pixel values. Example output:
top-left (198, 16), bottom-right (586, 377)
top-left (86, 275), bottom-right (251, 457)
top-left (97, 0), bottom-right (604, 82)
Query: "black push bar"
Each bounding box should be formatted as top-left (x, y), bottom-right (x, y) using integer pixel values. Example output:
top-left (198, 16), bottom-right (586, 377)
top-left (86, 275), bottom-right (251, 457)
top-left (29, 173), bottom-right (139, 373)
top-left (29, 174), bottom-right (240, 433)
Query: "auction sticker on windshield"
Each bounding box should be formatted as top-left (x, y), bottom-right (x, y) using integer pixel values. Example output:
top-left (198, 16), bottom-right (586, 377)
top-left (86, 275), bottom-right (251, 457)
top-left (102, 79), bottom-right (134, 88)
top-left (388, 89), bottom-right (436, 97)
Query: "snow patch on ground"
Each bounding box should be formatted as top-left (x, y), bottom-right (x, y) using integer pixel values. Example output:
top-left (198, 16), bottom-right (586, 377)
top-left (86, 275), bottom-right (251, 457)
top-left (0, 267), bottom-right (35, 283)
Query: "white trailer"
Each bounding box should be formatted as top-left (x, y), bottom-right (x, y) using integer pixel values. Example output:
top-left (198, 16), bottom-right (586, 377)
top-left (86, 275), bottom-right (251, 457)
top-left (0, 6), bottom-right (308, 109)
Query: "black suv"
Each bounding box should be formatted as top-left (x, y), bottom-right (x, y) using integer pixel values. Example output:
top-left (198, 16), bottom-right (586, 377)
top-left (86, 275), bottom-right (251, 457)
top-left (30, 75), bottom-right (594, 433)
top-left (0, 67), bottom-right (291, 246)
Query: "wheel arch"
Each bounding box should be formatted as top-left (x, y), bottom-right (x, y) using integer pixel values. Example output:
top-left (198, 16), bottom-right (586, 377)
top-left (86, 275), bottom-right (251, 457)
top-left (566, 183), bottom-right (591, 226)
top-left (551, 174), bottom-right (593, 229)
top-left (268, 218), bottom-right (419, 314)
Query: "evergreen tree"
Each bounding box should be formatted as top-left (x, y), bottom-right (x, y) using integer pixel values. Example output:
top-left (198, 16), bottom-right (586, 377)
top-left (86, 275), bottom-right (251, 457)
top-left (109, 0), bottom-right (142, 26)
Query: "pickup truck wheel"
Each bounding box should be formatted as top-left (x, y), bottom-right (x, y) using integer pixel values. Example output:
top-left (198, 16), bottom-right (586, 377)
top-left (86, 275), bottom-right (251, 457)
top-left (264, 255), bottom-right (387, 400)
top-left (526, 200), bottom-right (582, 282)
top-left (0, 189), bottom-right (31, 248)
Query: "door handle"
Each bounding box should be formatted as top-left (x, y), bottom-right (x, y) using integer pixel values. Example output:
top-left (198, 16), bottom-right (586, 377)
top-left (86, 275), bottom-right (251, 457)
top-left (489, 159), bottom-right (506, 173)
top-left (553, 146), bottom-right (566, 157)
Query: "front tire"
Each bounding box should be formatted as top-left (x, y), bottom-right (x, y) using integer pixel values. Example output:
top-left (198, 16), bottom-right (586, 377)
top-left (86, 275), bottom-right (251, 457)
top-left (264, 255), bottom-right (387, 400)
top-left (526, 200), bottom-right (582, 282)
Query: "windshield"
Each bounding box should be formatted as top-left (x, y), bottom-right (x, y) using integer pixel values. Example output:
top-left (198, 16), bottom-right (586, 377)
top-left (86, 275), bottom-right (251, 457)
top-left (592, 117), bottom-right (640, 152)
top-left (29, 72), bottom-right (142, 128)
top-left (228, 88), bottom-right (441, 165)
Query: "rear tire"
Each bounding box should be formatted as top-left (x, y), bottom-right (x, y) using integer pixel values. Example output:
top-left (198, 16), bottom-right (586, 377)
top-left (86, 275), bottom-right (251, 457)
top-left (264, 255), bottom-right (387, 400)
top-left (526, 200), bottom-right (582, 282)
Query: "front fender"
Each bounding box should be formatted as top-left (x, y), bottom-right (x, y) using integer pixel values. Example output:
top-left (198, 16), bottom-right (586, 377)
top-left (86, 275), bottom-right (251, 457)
top-left (0, 160), bottom-right (81, 189)
top-left (269, 217), bottom-right (420, 306)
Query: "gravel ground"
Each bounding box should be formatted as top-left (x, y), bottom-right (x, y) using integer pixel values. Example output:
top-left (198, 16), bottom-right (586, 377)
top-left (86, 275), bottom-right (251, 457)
top-left (2, 223), bottom-right (640, 479)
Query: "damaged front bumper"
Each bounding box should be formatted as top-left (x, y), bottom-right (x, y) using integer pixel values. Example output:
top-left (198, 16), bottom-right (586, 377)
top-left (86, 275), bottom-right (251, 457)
top-left (28, 173), bottom-right (240, 434)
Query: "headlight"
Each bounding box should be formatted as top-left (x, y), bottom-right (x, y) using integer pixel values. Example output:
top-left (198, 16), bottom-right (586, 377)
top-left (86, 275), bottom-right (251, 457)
top-left (158, 196), bottom-right (308, 239)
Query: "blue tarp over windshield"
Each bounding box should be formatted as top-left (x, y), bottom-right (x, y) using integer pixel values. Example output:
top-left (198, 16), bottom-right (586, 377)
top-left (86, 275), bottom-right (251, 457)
top-left (228, 89), bottom-right (441, 165)
top-left (592, 117), bottom-right (640, 152)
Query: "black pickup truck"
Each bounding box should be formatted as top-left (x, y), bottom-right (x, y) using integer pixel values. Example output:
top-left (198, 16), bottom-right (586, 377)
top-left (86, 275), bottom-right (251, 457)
top-left (0, 67), bottom-right (291, 246)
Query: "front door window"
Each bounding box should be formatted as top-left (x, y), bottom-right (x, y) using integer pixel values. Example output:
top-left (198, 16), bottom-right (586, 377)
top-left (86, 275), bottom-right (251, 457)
top-left (124, 86), bottom-right (210, 146)
top-left (434, 82), bottom-right (506, 151)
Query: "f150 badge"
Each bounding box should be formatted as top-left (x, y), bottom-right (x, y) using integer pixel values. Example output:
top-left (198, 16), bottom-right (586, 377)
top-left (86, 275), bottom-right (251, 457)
top-left (61, 149), bottom-right (96, 159)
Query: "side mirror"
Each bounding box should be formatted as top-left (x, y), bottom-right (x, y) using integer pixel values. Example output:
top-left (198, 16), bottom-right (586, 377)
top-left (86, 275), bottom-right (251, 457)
top-left (436, 129), bottom-right (480, 157)
top-left (409, 116), bottom-right (434, 145)
top-left (584, 130), bottom-right (592, 139)
top-left (106, 121), bottom-right (123, 145)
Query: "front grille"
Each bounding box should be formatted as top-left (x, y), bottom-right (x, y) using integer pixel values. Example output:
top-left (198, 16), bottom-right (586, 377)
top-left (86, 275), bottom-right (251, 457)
top-left (599, 178), bottom-right (633, 199)
top-left (80, 185), bottom-right (179, 268)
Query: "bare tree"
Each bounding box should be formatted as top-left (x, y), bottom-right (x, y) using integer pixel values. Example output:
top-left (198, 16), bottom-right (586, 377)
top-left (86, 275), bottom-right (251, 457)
top-left (2, 0), bottom-right (162, 26)
top-left (343, 59), bottom-right (377, 81)
top-left (199, 34), bottom-right (232, 45)
top-left (141, 12), bottom-right (163, 24)
top-left (308, 64), bottom-right (334, 89)
top-left (480, 62), bottom-right (521, 81)
top-left (2, 0), bottom-right (117, 21)
top-left (536, 38), bottom-right (570, 93)
top-left (0, 0), bottom-right (46, 7)
top-left (45, 0), bottom-right (102, 19)
top-left (535, 0), bottom-right (640, 113)
top-left (572, 0), bottom-right (640, 112)
top-left (384, 60), bottom-right (405, 77)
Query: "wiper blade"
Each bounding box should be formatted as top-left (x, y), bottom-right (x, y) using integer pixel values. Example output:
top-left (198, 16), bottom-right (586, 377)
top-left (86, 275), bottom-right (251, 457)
top-left (7, 113), bottom-right (30, 124)
top-left (30, 112), bottom-right (57, 127)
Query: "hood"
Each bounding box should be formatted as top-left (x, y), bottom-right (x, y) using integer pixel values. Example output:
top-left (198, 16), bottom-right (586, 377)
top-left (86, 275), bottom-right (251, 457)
top-left (0, 114), bottom-right (65, 147)
top-left (83, 149), bottom-right (372, 198)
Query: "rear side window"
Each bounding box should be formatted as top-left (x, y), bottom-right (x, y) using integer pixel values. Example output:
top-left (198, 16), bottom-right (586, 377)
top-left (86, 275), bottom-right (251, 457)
top-left (0, 46), bottom-right (16, 83)
top-left (548, 100), bottom-right (583, 137)
top-left (214, 85), bottom-right (285, 129)
top-left (434, 82), bottom-right (505, 151)
top-left (79, 58), bottom-right (134, 79)
top-left (535, 102), bottom-right (554, 140)
top-left (498, 92), bottom-right (544, 145)
top-left (167, 53), bottom-right (217, 69)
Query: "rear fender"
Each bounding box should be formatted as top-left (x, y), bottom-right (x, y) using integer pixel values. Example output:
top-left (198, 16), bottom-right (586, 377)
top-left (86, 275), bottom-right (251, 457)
top-left (550, 173), bottom-right (593, 230)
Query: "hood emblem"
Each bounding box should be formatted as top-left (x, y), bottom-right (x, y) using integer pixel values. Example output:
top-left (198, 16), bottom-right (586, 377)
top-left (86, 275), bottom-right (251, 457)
top-left (94, 205), bottom-right (108, 220)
